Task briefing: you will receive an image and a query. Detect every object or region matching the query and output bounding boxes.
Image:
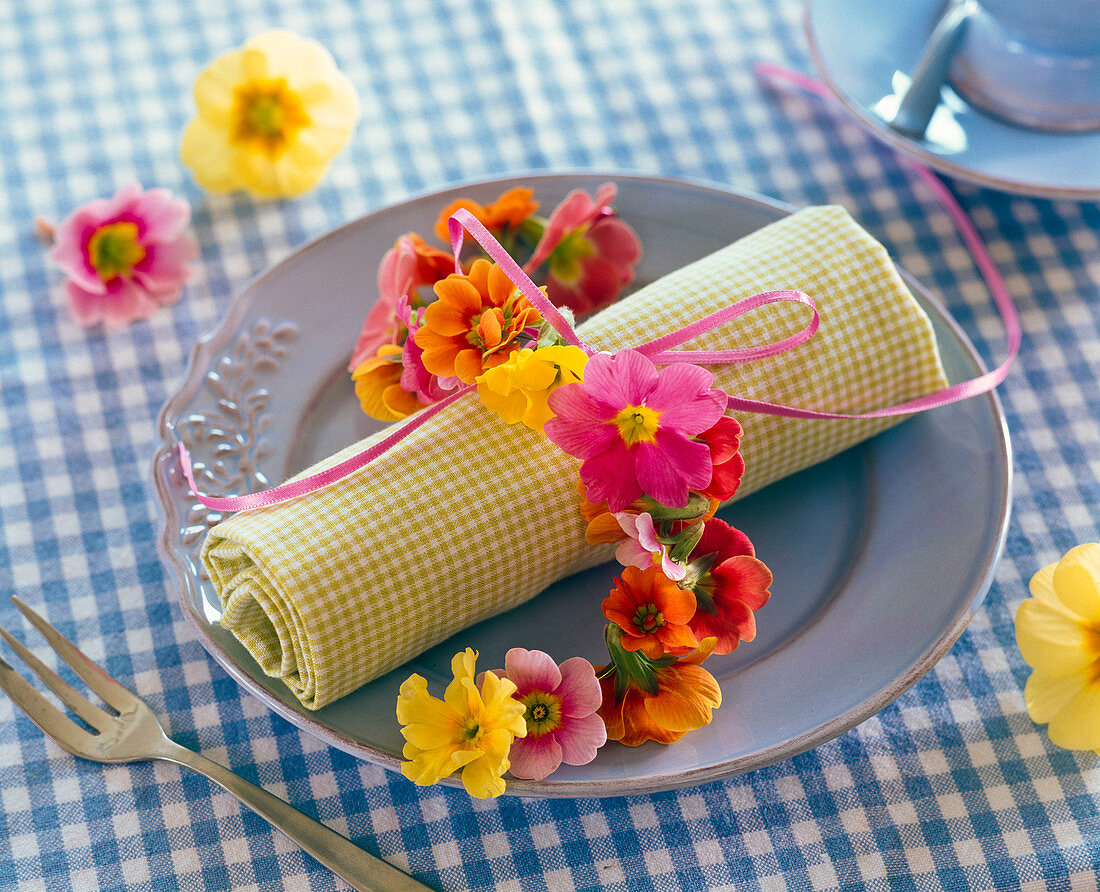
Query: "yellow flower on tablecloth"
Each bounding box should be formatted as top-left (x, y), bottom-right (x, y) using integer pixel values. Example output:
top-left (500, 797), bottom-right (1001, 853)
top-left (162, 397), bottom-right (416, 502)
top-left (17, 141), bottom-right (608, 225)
top-left (396, 648), bottom-right (527, 798)
top-left (1015, 544), bottom-right (1100, 753)
top-left (181, 30), bottom-right (359, 198)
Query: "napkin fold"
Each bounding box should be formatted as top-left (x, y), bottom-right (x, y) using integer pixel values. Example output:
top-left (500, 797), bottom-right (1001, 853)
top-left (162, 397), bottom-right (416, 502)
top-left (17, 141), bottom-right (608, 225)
top-left (202, 205), bottom-right (948, 710)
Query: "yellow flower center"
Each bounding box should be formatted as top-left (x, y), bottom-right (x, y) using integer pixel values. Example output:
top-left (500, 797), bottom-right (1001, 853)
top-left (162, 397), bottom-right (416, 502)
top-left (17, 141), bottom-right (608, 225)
top-left (519, 691), bottom-right (562, 738)
top-left (87, 222), bottom-right (146, 282)
top-left (460, 717), bottom-right (482, 742)
top-left (231, 78), bottom-right (310, 158)
top-left (613, 404), bottom-right (662, 446)
top-left (633, 602), bottom-right (664, 633)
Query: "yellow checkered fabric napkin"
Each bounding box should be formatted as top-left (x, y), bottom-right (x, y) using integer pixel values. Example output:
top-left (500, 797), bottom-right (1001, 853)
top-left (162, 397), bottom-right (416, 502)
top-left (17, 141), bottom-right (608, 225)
top-left (202, 205), bottom-right (948, 710)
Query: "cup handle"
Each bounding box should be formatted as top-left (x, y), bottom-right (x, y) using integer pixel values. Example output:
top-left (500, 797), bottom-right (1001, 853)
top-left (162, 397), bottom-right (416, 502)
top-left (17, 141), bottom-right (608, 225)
top-left (890, 0), bottom-right (977, 139)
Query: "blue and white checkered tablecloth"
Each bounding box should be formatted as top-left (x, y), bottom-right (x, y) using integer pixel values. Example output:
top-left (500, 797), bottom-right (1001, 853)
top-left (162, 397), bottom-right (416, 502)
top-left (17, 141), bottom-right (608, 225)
top-left (2, 0), bottom-right (1099, 889)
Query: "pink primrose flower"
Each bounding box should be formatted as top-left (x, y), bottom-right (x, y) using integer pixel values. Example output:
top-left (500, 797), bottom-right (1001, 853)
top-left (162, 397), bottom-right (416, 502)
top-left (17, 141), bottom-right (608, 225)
top-left (348, 233), bottom-right (454, 372)
top-left (396, 295), bottom-right (461, 404)
top-left (614, 511), bottom-right (687, 581)
top-left (545, 350), bottom-right (727, 512)
top-left (525, 183), bottom-right (641, 317)
top-left (50, 183), bottom-right (196, 328)
top-left (490, 648), bottom-right (606, 781)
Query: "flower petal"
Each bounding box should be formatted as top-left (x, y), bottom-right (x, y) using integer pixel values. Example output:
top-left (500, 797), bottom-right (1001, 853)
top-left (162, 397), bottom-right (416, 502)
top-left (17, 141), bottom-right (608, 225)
top-left (507, 732), bottom-right (563, 781)
top-left (129, 188), bottom-right (191, 243)
top-left (545, 390), bottom-right (618, 457)
top-left (1046, 681), bottom-right (1100, 751)
top-left (1052, 544), bottom-right (1100, 621)
top-left (655, 389), bottom-right (727, 436)
top-left (644, 664), bottom-right (721, 732)
top-left (647, 363), bottom-right (714, 413)
top-left (400, 742), bottom-right (467, 786)
top-left (634, 433), bottom-right (712, 507)
top-left (1029, 562), bottom-right (1058, 607)
top-left (503, 648), bottom-right (562, 698)
top-left (180, 118), bottom-right (241, 193)
top-left (246, 30), bottom-right (341, 90)
top-left (64, 281), bottom-right (108, 327)
top-left (580, 443), bottom-right (641, 511)
top-left (556, 712), bottom-right (607, 765)
top-left (1025, 668), bottom-right (1089, 724)
top-left (587, 215), bottom-right (642, 266)
top-left (1015, 600), bottom-right (1094, 676)
top-left (460, 739), bottom-right (509, 798)
top-left (556, 657), bottom-right (604, 716)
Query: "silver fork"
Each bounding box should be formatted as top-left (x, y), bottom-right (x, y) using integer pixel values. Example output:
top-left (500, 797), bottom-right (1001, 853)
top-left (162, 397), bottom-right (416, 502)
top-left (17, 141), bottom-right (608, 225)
top-left (0, 597), bottom-right (433, 892)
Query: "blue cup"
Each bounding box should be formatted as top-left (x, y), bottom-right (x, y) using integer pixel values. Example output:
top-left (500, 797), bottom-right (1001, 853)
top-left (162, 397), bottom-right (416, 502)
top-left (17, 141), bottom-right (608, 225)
top-left (949, 0), bottom-right (1100, 132)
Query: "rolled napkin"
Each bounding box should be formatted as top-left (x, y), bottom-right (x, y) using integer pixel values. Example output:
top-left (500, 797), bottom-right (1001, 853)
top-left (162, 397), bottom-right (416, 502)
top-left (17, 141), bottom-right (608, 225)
top-left (202, 205), bottom-right (948, 710)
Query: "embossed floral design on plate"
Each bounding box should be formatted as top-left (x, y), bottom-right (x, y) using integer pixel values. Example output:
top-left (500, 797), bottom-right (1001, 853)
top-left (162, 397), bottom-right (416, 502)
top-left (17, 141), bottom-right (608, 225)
top-left (161, 319), bottom-right (298, 583)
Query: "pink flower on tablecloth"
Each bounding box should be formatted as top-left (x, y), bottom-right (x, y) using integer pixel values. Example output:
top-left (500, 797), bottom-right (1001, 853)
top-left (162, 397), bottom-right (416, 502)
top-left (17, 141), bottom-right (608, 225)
top-left (614, 511), bottom-right (686, 581)
top-left (488, 648), bottom-right (606, 781)
top-left (525, 183), bottom-right (641, 317)
top-left (545, 349), bottom-right (727, 511)
top-left (49, 183), bottom-right (196, 328)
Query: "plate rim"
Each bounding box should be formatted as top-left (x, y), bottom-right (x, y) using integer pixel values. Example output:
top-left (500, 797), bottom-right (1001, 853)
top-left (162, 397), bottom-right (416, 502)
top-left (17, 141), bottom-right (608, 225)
top-left (153, 171), bottom-right (1012, 797)
top-left (804, 0), bottom-right (1100, 201)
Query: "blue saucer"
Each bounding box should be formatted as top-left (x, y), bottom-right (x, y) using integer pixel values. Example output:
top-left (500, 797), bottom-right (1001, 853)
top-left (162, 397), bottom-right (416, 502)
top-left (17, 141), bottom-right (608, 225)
top-left (806, 0), bottom-right (1100, 200)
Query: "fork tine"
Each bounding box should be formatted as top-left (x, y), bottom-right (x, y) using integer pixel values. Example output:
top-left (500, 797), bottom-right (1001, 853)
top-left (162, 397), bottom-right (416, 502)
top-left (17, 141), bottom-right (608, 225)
top-left (0, 653), bottom-right (99, 758)
top-left (0, 624), bottom-right (115, 731)
top-left (10, 598), bottom-right (137, 714)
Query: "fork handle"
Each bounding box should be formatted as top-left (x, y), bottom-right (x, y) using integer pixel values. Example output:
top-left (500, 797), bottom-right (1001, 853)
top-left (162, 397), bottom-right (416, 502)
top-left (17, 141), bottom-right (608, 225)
top-left (162, 744), bottom-right (431, 892)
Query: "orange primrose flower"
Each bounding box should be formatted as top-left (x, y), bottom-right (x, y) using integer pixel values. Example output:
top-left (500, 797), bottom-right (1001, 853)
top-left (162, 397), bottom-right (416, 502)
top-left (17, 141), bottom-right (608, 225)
top-left (414, 259), bottom-right (542, 384)
top-left (598, 631), bottom-right (721, 746)
top-left (602, 565), bottom-right (698, 660)
top-left (434, 187), bottom-right (540, 242)
top-left (351, 343), bottom-right (421, 421)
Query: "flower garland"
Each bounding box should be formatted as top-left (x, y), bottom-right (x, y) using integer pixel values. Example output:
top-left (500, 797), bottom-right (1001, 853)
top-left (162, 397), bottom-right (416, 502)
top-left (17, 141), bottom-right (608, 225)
top-left (349, 183), bottom-right (641, 421)
top-left (353, 185), bottom-right (772, 798)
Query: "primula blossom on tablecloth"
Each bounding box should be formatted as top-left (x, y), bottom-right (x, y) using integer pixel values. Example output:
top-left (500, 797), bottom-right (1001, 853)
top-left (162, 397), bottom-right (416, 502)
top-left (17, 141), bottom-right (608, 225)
top-left (1015, 544), bottom-right (1100, 753)
top-left (396, 649), bottom-right (527, 799)
top-left (181, 30), bottom-right (359, 198)
top-left (545, 350), bottom-right (727, 511)
top-left (485, 648), bottom-right (606, 781)
top-left (49, 183), bottom-right (196, 328)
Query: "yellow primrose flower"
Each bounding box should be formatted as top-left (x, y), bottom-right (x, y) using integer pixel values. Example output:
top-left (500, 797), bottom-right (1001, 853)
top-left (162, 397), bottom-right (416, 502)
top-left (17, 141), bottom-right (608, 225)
top-left (476, 344), bottom-right (588, 432)
top-left (181, 30), bottom-right (359, 198)
top-left (396, 648), bottom-right (527, 798)
top-left (1015, 543), bottom-right (1100, 752)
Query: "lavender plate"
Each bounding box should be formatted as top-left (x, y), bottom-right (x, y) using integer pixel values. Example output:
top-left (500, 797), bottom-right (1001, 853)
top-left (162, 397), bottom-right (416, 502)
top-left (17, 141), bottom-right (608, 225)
top-left (153, 173), bottom-right (1010, 797)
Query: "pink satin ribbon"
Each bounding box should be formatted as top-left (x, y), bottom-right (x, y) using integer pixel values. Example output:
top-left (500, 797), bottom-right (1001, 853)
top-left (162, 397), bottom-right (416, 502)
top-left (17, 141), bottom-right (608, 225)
top-left (180, 80), bottom-right (1019, 511)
